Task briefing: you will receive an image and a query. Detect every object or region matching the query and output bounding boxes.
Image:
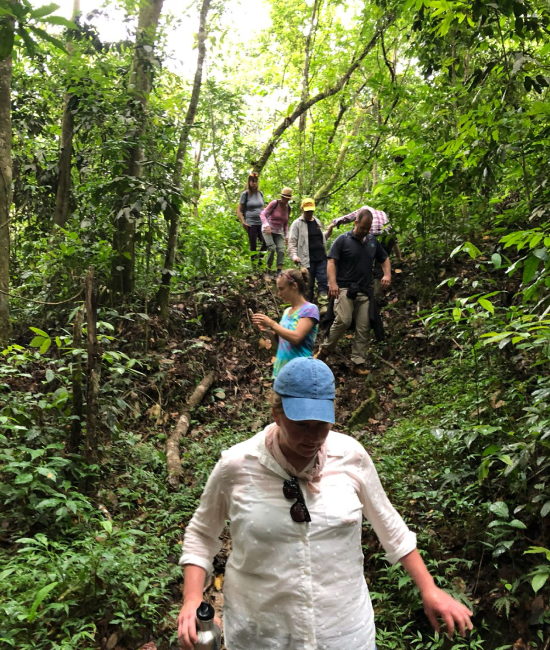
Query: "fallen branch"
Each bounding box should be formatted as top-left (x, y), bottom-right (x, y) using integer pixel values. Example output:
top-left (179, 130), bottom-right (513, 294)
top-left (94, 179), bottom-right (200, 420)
top-left (371, 350), bottom-right (408, 381)
top-left (167, 371), bottom-right (216, 487)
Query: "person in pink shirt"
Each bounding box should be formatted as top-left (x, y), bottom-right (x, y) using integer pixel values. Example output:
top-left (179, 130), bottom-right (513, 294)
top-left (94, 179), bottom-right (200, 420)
top-left (260, 187), bottom-right (292, 276)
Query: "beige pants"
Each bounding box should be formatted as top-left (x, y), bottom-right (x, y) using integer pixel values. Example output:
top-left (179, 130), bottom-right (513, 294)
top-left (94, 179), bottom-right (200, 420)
top-left (320, 288), bottom-right (370, 365)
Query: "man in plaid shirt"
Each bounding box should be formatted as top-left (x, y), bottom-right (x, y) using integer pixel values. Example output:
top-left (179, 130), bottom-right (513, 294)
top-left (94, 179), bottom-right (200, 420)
top-left (326, 205), bottom-right (392, 237)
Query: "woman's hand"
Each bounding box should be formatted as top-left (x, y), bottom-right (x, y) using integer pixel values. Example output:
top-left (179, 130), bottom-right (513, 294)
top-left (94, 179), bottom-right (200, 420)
top-left (264, 225), bottom-right (271, 236)
top-left (252, 313), bottom-right (275, 330)
top-left (421, 586), bottom-right (473, 637)
top-left (241, 221), bottom-right (249, 231)
top-left (177, 598), bottom-right (201, 650)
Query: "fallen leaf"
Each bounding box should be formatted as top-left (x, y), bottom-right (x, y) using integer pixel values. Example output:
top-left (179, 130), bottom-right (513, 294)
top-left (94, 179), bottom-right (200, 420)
top-left (199, 336), bottom-right (212, 341)
top-left (258, 338), bottom-right (272, 349)
top-left (395, 268), bottom-right (403, 274)
top-left (106, 633), bottom-right (118, 650)
top-left (494, 400), bottom-right (505, 409)
top-left (139, 643), bottom-right (157, 650)
top-left (146, 404), bottom-right (161, 419)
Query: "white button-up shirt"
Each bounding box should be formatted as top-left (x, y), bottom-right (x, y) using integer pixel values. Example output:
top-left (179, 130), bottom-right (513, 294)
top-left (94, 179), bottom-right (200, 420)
top-left (180, 427), bottom-right (417, 650)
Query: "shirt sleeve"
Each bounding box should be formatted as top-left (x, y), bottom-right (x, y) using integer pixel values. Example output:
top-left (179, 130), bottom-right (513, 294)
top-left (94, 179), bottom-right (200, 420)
top-left (350, 449), bottom-right (416, 565)
top-left (374, 238), bottom-right (389, 264)
top-left (260, 201), bottom-right (276, 228)
top-left (332, 208), bottom-right (359, 227)
top-left (299, 303), bottom-right (320, 322)
top-left (239, 191), bottom-right (247, 206)
top-left (179, 458), bottom-right (229, 575)
top-left (328, 234), bottom-right (344, 261)
top-left (288, 221), bottom-right (299, 260)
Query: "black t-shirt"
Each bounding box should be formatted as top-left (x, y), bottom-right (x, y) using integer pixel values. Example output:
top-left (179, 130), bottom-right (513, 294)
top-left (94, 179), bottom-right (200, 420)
top-left (306, 219), bottom-right (326, 262)
top-left (328, 230), bottom-right (388, 293)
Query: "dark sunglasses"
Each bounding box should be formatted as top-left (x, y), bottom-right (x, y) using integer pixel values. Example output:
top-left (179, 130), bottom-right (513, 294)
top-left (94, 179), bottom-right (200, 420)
top-left (283, 477), bottom-right (311, 523)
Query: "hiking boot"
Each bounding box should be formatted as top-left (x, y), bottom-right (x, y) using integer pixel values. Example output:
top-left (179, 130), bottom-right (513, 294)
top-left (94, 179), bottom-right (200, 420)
top-left (352, 364), bottom-right (370, 376)
top-left (314, 348), bottom-right (329, 361)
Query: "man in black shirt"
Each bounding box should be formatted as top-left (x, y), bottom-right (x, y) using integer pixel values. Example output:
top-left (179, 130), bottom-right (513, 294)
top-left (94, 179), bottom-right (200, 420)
top-left (315, 209), bottom-right (391, 375)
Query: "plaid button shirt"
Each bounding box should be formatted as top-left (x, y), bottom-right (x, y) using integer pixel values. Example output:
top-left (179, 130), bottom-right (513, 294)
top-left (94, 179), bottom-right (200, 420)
top-left (331, 205), bottom-right (391, 235)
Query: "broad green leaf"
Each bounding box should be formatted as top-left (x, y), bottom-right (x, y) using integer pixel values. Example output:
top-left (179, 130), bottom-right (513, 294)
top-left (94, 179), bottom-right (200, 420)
top-left (452, 307), bottom-right (462, 322)
top-left (41, 16), bottom-right (77, 29)
top-left (541, 501), bottom-right (550, 518)
top-left (45, 369), bottom-right (54, 382)
top-left (17, 25), bottom-right (37, 57)
top-left (30, 3), bottom-right (60, 20)
top-left (28, 581), bottom-right (58, 622)
top-left (478, 298), bottom-right (494, 314)
top-left (508, 519), bottom-right (527, 529)
top-left (101, 519), bottom-right (113, 534)
top-left (491, 253), bottom-right (502, 269)
top-left (30, 336), bottom-right (45, 347)
top-left (14, 473), bottom-right (33, 484)
top-left (531, 573), bottom-right (548, 593)
top-left (30, 326), bottom-right (48, 337)
top-left (523, 255), bottom-right (540, 284)
top-left (28, 25), bottom-right (67, 53)
top-left (525, 546), bottom-right (550, 561)
top-left (489, 501), bottom-right (509, 519)
top-left (40, 338), bottom-right (52, 355)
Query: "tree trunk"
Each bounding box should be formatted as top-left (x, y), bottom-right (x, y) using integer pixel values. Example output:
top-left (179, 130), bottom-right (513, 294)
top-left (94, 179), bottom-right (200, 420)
top-left (0, 18), bottom-right (13, 348)
top-left (51, 0), bottom-right (81, 232)
top-left (252, 14), bottom-right (393, 175)
top-left (314, 107), bottom-right (365, 201)
top-left (112, 0), bottom-right (165, 297)
top-left (68, 305), bottom-right (84, 454)
top-left (298, 0), bottom-right (321, 193)
top-left (85, 268), bottom-right (101, 463)
top-left (157, 0), bottom-right (211, 317)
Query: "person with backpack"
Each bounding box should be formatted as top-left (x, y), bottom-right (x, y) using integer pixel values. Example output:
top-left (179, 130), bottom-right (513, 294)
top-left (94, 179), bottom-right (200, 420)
top-left (325, 203), bottom-right (403, 299)
top-left (237, 172), bottom-right (266, 267)
top-left (260, 187), bottom-right (293, 277)
top-left (288, 197), bottom-right (329, 307)
top-left (315, 208), bottom-right (391, 375)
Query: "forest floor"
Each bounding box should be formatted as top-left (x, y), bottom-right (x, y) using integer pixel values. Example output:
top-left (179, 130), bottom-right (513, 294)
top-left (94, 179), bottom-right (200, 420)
top-left (2, 250), bottom-right (546, 650)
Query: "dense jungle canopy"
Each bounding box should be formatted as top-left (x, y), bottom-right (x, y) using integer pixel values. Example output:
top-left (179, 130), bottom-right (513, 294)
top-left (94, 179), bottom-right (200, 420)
top-left (1, 0), bottom-right (550, 648)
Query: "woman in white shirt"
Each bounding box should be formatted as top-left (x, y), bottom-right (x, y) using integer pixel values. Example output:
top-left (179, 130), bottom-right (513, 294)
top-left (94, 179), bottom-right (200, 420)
top-left (177, 358), bottom-right (473, 650)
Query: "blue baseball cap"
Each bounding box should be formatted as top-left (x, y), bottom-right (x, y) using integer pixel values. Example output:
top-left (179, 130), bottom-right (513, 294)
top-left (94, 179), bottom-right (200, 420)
top-left (273, 357), bottom-right (335, 423)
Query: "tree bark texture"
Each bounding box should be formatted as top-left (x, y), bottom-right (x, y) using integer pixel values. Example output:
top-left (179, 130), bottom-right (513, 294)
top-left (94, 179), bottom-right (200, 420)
top-left (85, 268), bottom-right (101, 463)
top-left (157, 0), bottom-right (211, 317)
top-left (166, 371), bottom-right (216, 487)
top-left (157, 0), bottom-right (215, 318)
top-left (252, 13), bottom-right (393, 175)
top-left (112, 0), bottom-right (165, 297)
top-left (51, 0), bottom-right (81, 232)
top-left (68, 305), bottom-right (84, 454)
top-left (0, 31), bottom-right (13, 347)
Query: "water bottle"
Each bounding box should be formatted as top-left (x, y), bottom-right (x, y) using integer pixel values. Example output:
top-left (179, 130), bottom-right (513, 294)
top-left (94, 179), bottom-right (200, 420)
top-left (194, 601), bottom-right (221, 650)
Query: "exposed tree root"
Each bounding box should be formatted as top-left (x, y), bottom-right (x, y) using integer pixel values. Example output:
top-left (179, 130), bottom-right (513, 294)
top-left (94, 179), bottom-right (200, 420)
top-left (347, 387), bottom-right (379, 430)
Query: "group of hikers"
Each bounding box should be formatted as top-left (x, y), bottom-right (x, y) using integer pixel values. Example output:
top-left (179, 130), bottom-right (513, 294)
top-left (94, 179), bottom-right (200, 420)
top-left (238, 172), bottom-right (403, 377)
top-left (176, 173), bottom-right (474, 649)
